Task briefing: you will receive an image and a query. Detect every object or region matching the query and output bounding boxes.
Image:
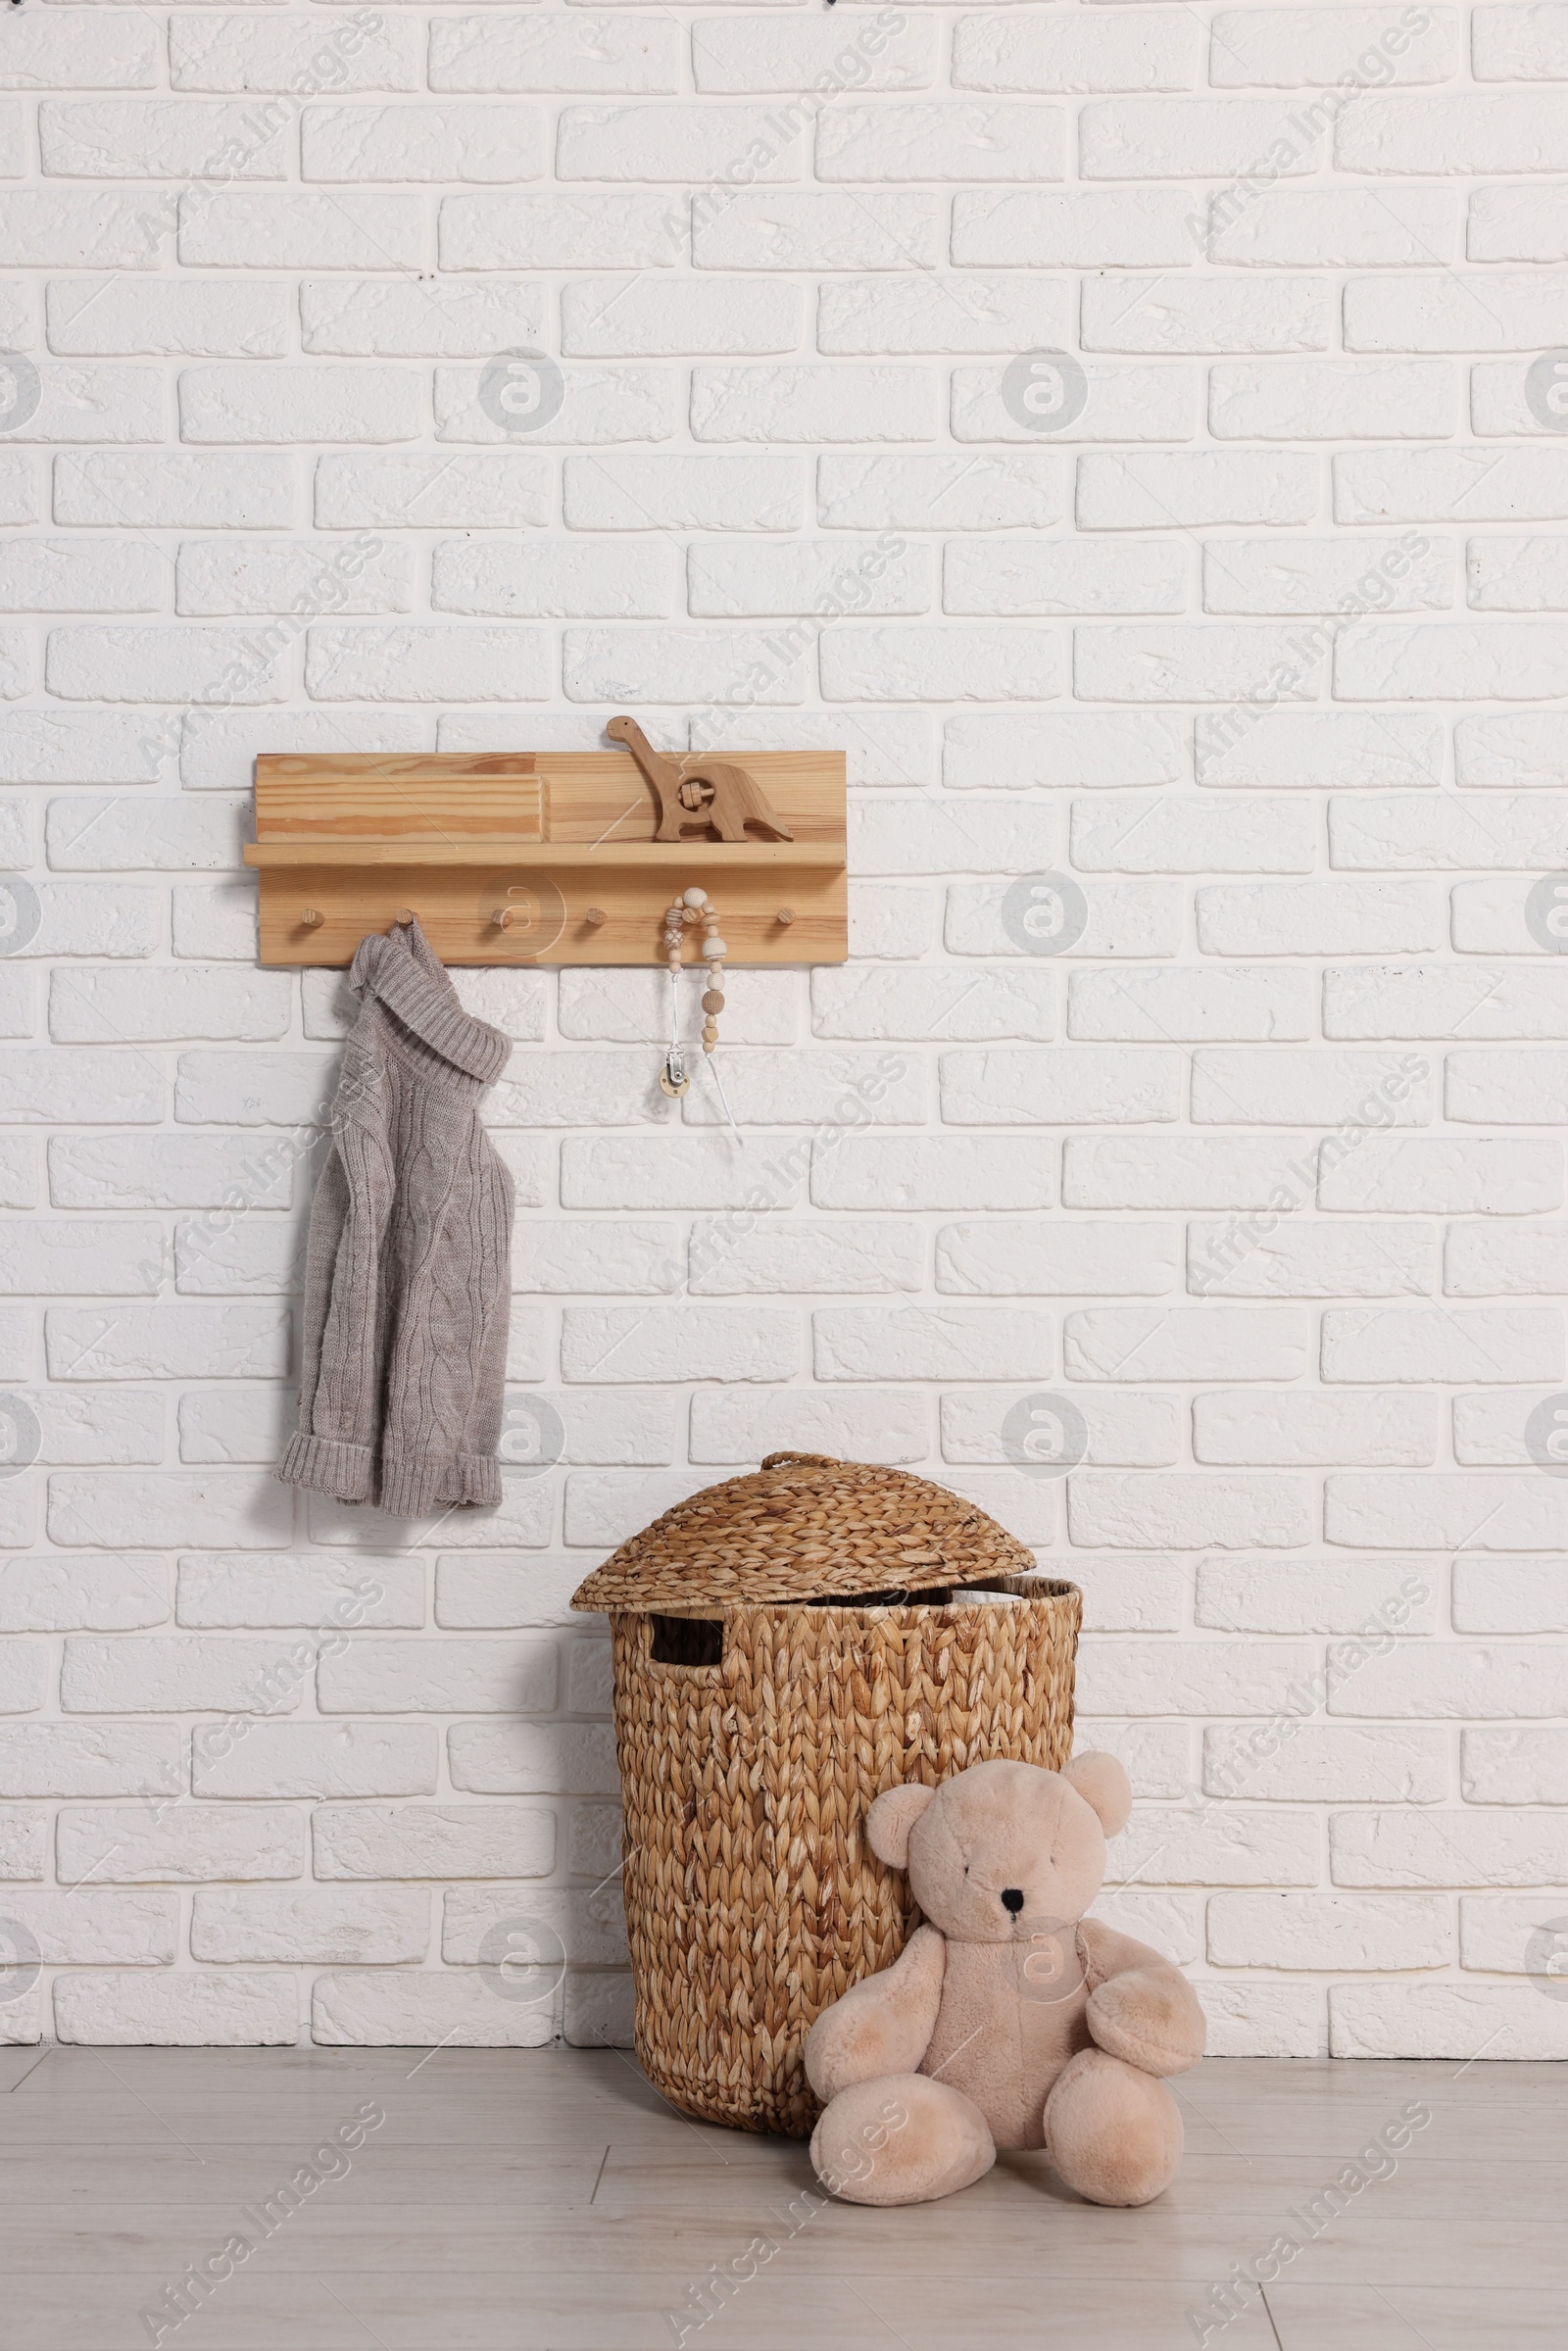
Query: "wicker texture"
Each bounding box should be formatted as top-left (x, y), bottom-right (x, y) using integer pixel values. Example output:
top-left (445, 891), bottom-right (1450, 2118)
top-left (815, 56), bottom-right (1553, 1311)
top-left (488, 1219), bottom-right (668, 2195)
top-left (612, 1584), bottom-right (1081, 2136)
top-left (569, 1450), bottom-right (1038, 1613)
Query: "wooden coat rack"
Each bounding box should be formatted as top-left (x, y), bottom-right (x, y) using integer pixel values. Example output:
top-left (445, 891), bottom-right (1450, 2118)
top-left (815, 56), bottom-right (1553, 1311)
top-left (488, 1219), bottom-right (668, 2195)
top-left (244, 720), bottom-right (847, 966)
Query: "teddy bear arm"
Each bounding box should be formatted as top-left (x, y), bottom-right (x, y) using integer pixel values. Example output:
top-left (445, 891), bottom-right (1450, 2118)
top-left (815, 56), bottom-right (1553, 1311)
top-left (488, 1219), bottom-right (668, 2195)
top-left (1079, 1921), bottom-right (1206, 2079)
top-left (805, 1925), bottom-right (947, 2104)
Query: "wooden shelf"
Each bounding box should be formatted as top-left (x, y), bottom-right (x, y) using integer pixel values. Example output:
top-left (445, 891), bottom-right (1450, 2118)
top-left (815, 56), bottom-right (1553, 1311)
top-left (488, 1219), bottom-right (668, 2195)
top-left (248, 744), bottom-right (848, 967)
top-left (245, 840), bottom-right (846, 870)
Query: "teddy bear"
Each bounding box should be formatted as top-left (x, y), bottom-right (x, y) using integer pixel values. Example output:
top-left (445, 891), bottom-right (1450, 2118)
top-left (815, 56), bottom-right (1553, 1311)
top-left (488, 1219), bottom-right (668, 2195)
top-left (804, 1753), bottom-right (1205, 2208)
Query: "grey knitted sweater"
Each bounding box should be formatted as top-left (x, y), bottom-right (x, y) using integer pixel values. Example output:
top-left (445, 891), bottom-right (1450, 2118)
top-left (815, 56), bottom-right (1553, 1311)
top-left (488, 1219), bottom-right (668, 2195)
top-left (276, 916), bottom-right (514, 1518)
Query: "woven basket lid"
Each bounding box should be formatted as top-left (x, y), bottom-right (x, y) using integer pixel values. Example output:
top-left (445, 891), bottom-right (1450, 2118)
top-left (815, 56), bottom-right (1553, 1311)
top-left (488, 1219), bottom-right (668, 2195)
top-left (569, 1450), bottom-right (1036, 1612)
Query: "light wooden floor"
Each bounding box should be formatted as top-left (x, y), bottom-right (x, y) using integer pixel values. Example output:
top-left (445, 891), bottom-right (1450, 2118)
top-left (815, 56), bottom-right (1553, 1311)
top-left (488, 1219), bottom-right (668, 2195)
top-left (1, 2044), bottom-right (1561, 2348)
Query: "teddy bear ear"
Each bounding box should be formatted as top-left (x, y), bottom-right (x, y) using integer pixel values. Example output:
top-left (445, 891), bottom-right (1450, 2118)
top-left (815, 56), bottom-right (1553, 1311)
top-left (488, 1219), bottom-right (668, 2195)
top-left (865, 1783), bottom-right (939, 1869)
top-left (1063, 1751), bottom-right (1133, 1837)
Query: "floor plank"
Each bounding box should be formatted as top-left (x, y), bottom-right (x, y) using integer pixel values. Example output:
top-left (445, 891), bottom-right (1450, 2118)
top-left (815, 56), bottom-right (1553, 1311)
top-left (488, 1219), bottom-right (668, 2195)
top-left (0, 2048), bottom-right (1559, 2350)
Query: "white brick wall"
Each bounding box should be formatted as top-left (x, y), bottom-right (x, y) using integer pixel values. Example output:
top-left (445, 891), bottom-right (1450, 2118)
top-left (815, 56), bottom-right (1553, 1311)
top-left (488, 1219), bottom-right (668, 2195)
top-left (0, 0), bottom-right (1563, 2064)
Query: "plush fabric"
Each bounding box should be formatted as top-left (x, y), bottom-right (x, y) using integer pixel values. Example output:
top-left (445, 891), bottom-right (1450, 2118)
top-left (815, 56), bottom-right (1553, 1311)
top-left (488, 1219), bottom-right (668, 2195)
top-left (275, 916), bottom-right (514, 1518)
top-left (805, 1754), bottom-right (1205, 2208)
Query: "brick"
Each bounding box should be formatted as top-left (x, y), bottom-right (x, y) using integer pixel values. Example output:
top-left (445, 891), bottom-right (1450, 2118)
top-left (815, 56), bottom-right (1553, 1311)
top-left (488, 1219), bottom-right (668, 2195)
top-left (816, 102), bottom-right (1061, 181)
top-left (39, 100), bottom-right (289, 179)
top-left (1197, 1553), bottom-right (1436, 1633)
top-left (955, 11), bottom-right (1198, 93)
top-left (1209, 185), bottom-right (1457, 266)
top-left (813, 1134), bottom-right (1055, 1211)
top-left (1347, 269), bottom-right (1568, 350)
top-left (45, 277), bottom-right (289, 358)
top-left (1324, 1470), bottom-right (1568, 1547)
top-left (1204, 1722), bottom-right (1447, 1802)
top-left (943, 1391), bottom-right (1180, 1473)
top-left (946, 710), bottom-right (1184, 791)
top-left (1446, 1222), bottom-right (1568, 1294)
top-left (952, 187), bottom-right (1196, 269)
top-left (1449, 1047), bottom-right (1568, 1121)
top-left (307, 624), bottom-right (550, 703)
top-left (191, 1887), bottom-right (428, 1965)
top-left (1196, 1387), bottom-right (1440, 1465)
top-left (562, 1302), bottom-right (798, 1383)
top-left (1319, 1136), bottom-right (1561, 1212)
top-left (1077, 452), bottom-right (1318, 528)
top-left (559, 104), bottom-right (804, 181)
top-left (693, 364), bottom-right (936, 443)
top-left (0, 1219), bottom-right (163, 1295)
top-left (49, 1470), bottom-right (292, 1550)
top-left (1197, 879), bottom-right (1443, 955)
top-left (564, 622), bottom-right (806, 704)
top-left (837, 276), bottom-right (1073, 360)
top-left (315, 453), bottom-right (549, 531)
top-left (936, 1218), bottom-right (1176, 1297)
top-left (170, 15), bottom-right (419, 91)
top-left (191, 1720), bottom-right (437, 1800)
top-left (312, 1803), bottom-right (555, 1880)
top-left (1192, 1045), bottom-right (1432, 1125)
top-left (1198, 708), bottom-right (1442, 789)
top-left (0, 192), bottom-right (166, 271)
top-left (0, 1721), bottom-right (180, 1799)
top-left (1339, 92), bottom-right (1568, 171)
top-left (1109, 1805), bottom-right (1320, 1885)
top-left (688, 1216), bottom-right (921, 1295)
top-left (944, 538), bottom-right (1186, 617)
top-left (311, 1970), bottom-right (553, 2049)
top-left (1213, 6), bottom-right (1457, 84)
top-left (1336, 447), bottom-right (1568, 523)
top-left (1209, 1892), bottom-right (1448, 1971)
top-left (54, 450), bottom-right (292, 529)
top-left (940, 1046), bottom-right (1180, 1125)
top-left (0, 1051), bottom-right (161, 1125)
top-left (813, 1301), bottom-right (1051, 1383)
top-left (1212, 528), bottom-right (1457, 611)
top-left (1327, 962), bottom-right (1568, 1039)
top-left (179, 190), bottom-right (425, 269)
top-left (689, 1387), bottom-right (929, 1465)
top-left (57, 1804), bottom-right (303, 1883)
top-left (820, 452), bottom-right (1062, 532)
top-left (434, 17), bottom-right (674, 92)
top-left (1214, 369), bottom-right (1455, 452)
top-left (563, 453), bottom-right (800, 534)
top-left (1453, 1559), bottom-right (1568, 1634)
top-left (1068, 1472), bottom-right (1313, 1547)
top-left (56, 1972), bottom-right (298, 2046)
top-left (0, 538), bottom-right (162, 613)
top-left (300, 278), bottom-right (541, 357)
top-left (1190, 1218), bottom-right (1437, 1298)
top-left (1084, 274), bottom-right (1330, 355)
top-left (1070, 964), bottom-right (1310, 1042)
top-left (178, 365), bottom-right (421, 444)
top-left (1468, 182), bottom-right (1568, 260)
top-left (1066, 1304), bottom-right (1308, 1383)
top-left (0, 15), bottom-right (158, 89)
top-left (1462, 1727), bottom-right (1568, 1801)
top-left (318, 1637), bottom-right (557, 1716)
top-left (695, 16), bottom-right (935, 90)
top-left (563, 275), bottom-right (801, 358)
top-left (1331, 1810), bottom-right (1568, 1886)
top-left (1082, 1637), bottom-right (1320, 1717)
top-left (695, 188), bottom-right (942, 271)
top-left (1083, 98), bottom-right (1326, 177)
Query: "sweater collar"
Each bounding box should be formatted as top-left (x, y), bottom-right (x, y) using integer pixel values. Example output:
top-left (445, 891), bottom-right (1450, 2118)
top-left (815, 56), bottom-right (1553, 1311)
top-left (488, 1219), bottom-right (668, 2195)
top-left (350, 918), bottom-right (512, 1084)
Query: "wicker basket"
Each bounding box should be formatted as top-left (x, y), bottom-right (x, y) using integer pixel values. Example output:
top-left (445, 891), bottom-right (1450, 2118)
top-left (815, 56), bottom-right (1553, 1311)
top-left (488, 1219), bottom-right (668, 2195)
top-left (570, 1451), bottom-right (1082, 2137)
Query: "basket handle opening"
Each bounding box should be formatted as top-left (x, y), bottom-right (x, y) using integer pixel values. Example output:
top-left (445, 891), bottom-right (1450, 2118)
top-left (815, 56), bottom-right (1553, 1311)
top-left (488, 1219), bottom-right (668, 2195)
top-left (649, 1614), bottom-right (724, 1669)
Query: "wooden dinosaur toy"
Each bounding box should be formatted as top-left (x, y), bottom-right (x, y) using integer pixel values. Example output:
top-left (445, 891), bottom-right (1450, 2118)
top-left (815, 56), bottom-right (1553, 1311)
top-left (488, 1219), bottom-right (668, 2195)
top-left (607, 715), bottom-right (795, 844)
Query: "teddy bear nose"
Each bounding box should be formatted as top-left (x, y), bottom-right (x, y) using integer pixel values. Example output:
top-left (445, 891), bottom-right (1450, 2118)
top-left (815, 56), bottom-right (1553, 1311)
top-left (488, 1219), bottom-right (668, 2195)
top-left (1001, 1887), bottom-right (1024, 1915)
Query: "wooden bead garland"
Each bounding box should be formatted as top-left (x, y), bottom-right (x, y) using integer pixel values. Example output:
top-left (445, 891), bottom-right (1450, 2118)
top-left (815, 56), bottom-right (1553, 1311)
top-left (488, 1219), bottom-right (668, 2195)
top-left (660, 886), bottom-right (729, 1099)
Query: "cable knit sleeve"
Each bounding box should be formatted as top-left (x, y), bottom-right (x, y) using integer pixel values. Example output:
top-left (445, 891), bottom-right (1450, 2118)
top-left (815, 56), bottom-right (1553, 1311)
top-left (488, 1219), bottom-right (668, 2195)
top-left (275, 1066), bottom-right (396, 1505)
